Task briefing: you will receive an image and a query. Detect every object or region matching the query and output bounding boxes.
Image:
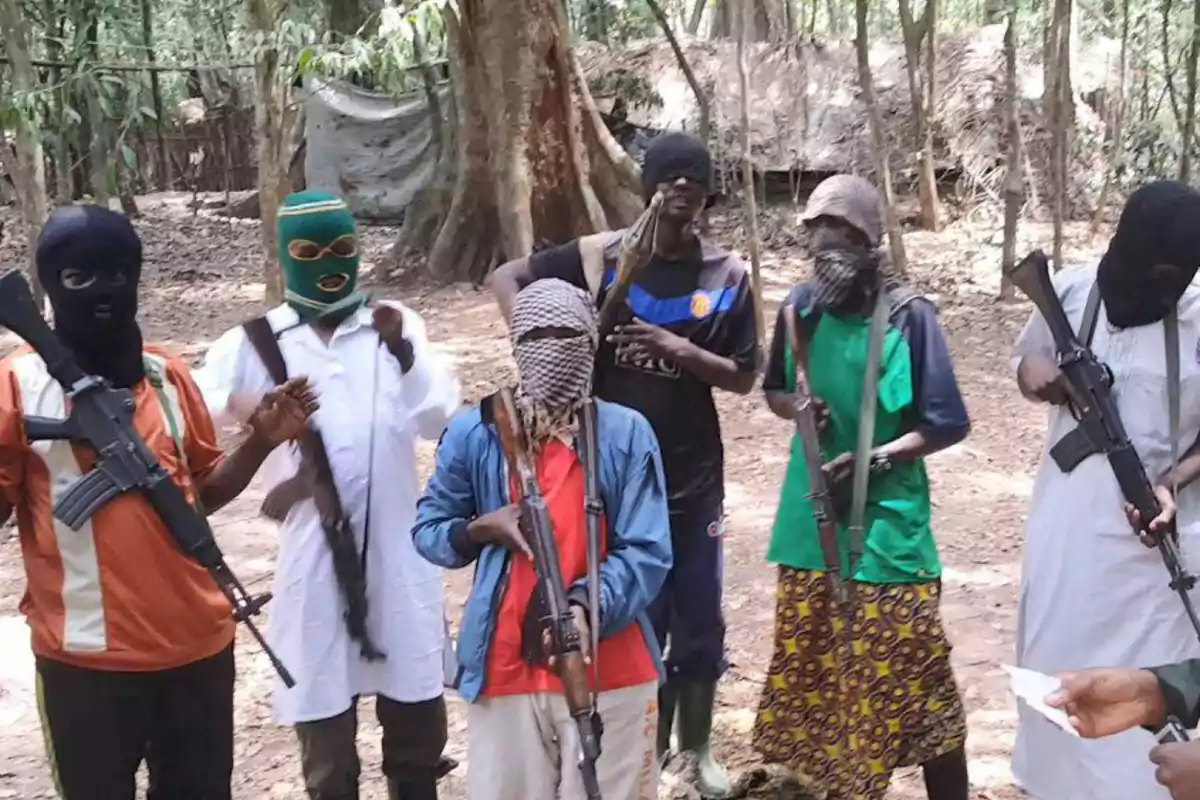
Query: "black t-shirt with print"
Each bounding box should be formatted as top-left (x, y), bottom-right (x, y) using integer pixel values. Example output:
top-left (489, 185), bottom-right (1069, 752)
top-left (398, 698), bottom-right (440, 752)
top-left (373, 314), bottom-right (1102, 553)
top-left (526, 232), bottom-right (761, 515)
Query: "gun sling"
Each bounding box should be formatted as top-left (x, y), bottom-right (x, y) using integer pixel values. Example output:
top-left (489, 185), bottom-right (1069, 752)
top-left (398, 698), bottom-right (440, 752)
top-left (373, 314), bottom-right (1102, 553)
top-left (242, 316), bottom-right (384, 659)
top-left (1049, 284), bottom-right (1181, 476)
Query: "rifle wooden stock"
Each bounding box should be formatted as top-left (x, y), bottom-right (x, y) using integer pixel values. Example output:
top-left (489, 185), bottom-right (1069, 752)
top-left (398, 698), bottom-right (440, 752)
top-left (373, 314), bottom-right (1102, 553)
top-left (783, 305), bottom-right (845, 602)
top-left (492, 390), bottom-right (603, 800)
top-left (597, 192), bottom-right (664, 339)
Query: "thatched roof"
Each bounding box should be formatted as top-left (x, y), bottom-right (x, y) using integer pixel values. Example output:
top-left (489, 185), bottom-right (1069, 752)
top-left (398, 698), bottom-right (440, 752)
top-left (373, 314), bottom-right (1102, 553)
top-left (577, 27), bottom-right (1107, 203)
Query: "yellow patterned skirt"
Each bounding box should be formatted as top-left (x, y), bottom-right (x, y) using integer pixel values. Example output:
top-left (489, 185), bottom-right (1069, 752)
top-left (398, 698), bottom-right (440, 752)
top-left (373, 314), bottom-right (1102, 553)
top-left (752, 568), bottom-right (967, 800)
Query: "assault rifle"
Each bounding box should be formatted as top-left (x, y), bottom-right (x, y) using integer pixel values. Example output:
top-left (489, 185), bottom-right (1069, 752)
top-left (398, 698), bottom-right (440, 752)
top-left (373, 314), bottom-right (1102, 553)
top-left (1008, 250), bottom-right (1200, 642)
top-left (0, 270), bottom-right (295, 685)
top-left (493, 388), bottom-right (602, 800)
top-left (783, 305), bottom-right (845, 603)
top-left (596, 191), bottom-right (663, 339)
top-left (242, 314), bottom-right (386, 662)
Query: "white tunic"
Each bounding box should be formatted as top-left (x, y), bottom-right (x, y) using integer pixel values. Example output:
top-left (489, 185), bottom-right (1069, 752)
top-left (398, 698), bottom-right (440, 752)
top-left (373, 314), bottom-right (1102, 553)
top-left (1011, 264), bottom-right (1200, 800)
top-left (194, 302), bottom-right (460, 725)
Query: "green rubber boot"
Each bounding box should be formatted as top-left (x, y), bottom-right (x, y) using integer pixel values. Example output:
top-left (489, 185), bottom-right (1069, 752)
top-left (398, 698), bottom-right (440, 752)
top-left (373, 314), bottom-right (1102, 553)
top-left (657, 682), bottom-right (678, 765)
top-left (676, 681), bottom-right (731, 799)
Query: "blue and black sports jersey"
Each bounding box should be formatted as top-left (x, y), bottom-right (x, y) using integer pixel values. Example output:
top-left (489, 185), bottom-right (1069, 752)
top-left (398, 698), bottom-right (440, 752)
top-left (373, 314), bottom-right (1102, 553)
top-left (528, 233), bottom-right (760, 515)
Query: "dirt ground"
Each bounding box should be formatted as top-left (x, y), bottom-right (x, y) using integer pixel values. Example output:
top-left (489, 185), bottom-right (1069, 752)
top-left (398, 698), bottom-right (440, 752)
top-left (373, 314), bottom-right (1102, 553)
top-left (0, 194), bottom-right (1114, 799)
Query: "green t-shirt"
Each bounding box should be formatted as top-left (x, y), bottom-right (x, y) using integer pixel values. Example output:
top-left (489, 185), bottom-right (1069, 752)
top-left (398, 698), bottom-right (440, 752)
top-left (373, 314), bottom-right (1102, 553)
top-left (762, 284), bottom-right (970, 583)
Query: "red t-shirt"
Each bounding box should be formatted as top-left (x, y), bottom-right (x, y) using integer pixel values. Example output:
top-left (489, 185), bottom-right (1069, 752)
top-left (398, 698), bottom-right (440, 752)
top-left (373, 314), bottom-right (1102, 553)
top-left (483, 440), bottom-right (657, 697)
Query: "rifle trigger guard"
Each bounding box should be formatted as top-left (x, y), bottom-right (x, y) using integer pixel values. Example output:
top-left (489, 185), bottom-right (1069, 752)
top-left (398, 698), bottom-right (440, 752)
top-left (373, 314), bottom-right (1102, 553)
top-left (584, 499), bottom-right (604, 517)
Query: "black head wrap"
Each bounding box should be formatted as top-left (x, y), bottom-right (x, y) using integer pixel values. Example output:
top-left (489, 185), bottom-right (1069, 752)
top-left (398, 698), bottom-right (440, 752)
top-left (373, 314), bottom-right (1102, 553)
top-left (1097, 180), bottom-right (1200, 329)
top-left (36, 205), bottom-right (145, 388)
top-left (641, 132), bottom-right (714, 204)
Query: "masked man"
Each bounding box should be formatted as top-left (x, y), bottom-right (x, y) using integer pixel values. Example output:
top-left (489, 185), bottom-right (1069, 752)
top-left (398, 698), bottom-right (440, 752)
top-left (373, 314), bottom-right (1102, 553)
top-left (753, 175), bottom-right (971, 800)
top-left (413, 279), bottom-right (672, 800)
top-left (196, 190), bottom-right (461, 800)
top-left (0, 205), bottom-right (314, 800)
top-left (489, 132), bottom-right (759, 797)
top-left (1012, 180), bottom-right (1200, 800)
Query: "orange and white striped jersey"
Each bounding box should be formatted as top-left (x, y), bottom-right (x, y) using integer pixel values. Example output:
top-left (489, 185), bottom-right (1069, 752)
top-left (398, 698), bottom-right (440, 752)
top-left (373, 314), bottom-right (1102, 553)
top-left (0, 345), bottom-right (234, 672)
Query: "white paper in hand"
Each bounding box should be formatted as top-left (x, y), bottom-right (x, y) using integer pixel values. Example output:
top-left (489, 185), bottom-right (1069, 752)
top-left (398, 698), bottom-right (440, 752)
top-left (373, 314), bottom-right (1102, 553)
top-left (1003, 664), bottom-right (1081, 738)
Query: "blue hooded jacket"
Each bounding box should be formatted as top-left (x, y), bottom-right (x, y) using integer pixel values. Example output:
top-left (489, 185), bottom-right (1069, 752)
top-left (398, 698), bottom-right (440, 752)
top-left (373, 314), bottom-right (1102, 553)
top-left (411, 395), bottom-right (673, 703)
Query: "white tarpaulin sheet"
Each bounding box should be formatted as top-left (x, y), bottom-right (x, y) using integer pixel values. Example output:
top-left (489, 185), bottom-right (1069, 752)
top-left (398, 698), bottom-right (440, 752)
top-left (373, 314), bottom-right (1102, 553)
top-left (304, 76), bottom-right (449, 221)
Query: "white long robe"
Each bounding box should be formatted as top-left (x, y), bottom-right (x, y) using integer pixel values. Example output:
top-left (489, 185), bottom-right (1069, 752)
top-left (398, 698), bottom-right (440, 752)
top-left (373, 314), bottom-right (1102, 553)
top-left (1011, 264), bottom-right (1200, 800)
top-left (194, 301), bottom-right (460, 725)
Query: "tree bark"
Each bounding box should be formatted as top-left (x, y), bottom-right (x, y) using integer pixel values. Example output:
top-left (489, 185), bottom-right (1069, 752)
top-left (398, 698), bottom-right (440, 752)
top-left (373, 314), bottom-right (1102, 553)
top-left (687, 0), bottom-right (707, 34)
top-left (1178, 0), bottom-right (1200, 181)
top-left (249, 0), bottom-right (293, 305)
top-left (1091, 0), bottom-right (1129, 232)
top-left (0, 0), bottom-right (48, 303)
top-left (737, 0), bottom-right (765, 347)
top-left (710, 0), bottom-right (783, 41)
top-left (897, 0), bottom-right (941, 231)
top-left (646, 0), bottom-right (711, 144)
top-left (141, 0), bottom-right (171, 190)
top-left (1048, 0), bottom-right (1073, 272)
top-left (410, 0), bottom-right (640, 284)
top-left (1000, 7), bottom-right (1022, 301)
top-left (41, 0), bottom-right (73, 205)
top-left (75, 0), bottom-right (110, 205)
top-left (827, 0), bottom-right (844, 38)
top-left (854, 0), bottom-right (907, 273)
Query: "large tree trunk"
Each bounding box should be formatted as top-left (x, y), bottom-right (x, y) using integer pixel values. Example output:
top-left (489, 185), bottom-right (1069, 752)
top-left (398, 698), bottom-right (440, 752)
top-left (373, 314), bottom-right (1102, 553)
top-left (1000, 7), bottom-right (1022, 301)
top-left (74, 0), bottom-right (111, 206)
top-left (854, 0), bottom-right (907, 273)
top-left (0, 0), bottom-right (48, 303)
top-left (897, 0), bottom-right (941, 231)
top-left (408, 0), bottom-right (640, 284)
top-left (686, 0), bottom-right (707, 34)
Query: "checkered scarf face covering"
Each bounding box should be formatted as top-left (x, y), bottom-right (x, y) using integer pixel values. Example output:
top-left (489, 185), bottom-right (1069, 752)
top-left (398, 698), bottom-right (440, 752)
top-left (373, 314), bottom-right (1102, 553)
top-left (811, 245), bottom-right (880, 310)
top-left (511, 279), bottom-right (599, 446)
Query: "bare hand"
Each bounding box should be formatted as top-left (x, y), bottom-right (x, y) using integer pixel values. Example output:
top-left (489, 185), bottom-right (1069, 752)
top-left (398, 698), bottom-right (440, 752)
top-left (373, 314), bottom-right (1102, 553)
top-left (812, 396), bottom-right (830, 432)
top-left (372, 305), bottom-right (415, 373)
top-left (607, 319), bottom-right (689, 361)
top-left (261, 472), bottom-right (313, 522)
top-left (248, 377), bottom-right (318, 446)
top-left (822, 452), bottom-right (855, 487)
top-left (1045, 668), bottom-right (1166, 738)
top-left (1126, 483), bottom-right (1178, 548)
top-left (545, 605), bottom-right (592, 669)
top-left (1150, 741), bottom-right (1200, 798)
top-left (467, 505), bottom-right (532, 559)
top-left (1018, 355), bottom-right (1070, 406)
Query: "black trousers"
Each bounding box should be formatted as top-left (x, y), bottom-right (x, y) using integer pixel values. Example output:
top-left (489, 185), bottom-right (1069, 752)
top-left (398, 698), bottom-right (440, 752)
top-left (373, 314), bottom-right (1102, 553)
top-left (294, 695), bottom-right (449, 800)
top-left (36, 644), bottom-right (235, 800)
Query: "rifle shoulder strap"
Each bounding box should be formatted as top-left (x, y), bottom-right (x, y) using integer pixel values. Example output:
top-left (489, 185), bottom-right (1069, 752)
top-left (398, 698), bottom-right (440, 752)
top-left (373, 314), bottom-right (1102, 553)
top-left (577, 399), bottom-right (603, 681)
top-left (847, 289), bottom-right (889, 576)
top-left (1080, 280), bottom-right (1103, 349)
top-left (1167, 310), bottom-right (1181, 500)
top-left (242, 317), bottom-right (290, 385)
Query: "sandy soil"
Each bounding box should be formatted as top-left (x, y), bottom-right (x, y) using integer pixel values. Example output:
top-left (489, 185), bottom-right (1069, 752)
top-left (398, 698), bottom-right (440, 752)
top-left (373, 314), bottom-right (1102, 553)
top-left (0, 194), bottom-right (1112, 799)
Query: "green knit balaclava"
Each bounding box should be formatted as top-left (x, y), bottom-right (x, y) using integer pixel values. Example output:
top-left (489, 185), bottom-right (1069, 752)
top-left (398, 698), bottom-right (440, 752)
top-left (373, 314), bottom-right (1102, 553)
top-left (277, 190), bottom-right (362, 322)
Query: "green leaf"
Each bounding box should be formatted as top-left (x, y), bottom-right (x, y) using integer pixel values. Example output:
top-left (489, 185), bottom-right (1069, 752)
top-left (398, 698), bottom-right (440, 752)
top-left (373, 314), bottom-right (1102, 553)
top-left (140, 106), bottom-right (157, 121)
top-left (121, 145), bottom-right (136, 169)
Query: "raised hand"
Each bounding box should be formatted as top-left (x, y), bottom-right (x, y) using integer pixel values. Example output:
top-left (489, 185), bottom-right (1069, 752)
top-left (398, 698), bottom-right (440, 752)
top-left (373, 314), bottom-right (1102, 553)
top-left (372, 304), bottom-right (415, 373)
top-left (249, 377), bottom-right (318, 446)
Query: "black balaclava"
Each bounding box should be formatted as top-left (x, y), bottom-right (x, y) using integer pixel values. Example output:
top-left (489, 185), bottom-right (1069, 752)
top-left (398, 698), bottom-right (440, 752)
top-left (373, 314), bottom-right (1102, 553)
top-left (640, 131), bottom-right (714, 205)
top-left (1097, 180), bottom-right (1200, 329)
top-left (36, 205), bottom-right (145, 388)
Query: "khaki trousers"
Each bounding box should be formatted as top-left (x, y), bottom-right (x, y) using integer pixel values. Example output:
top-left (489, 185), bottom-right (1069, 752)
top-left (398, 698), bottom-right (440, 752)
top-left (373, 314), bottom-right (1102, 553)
top-left (467, 681), bottom-right (659, 800)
